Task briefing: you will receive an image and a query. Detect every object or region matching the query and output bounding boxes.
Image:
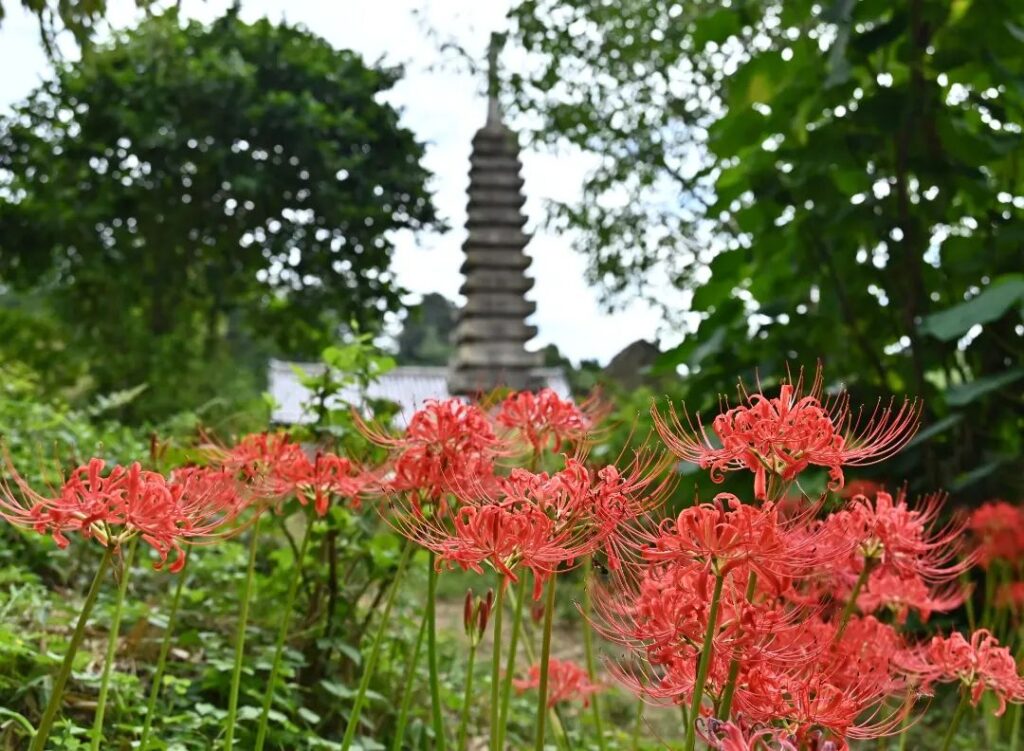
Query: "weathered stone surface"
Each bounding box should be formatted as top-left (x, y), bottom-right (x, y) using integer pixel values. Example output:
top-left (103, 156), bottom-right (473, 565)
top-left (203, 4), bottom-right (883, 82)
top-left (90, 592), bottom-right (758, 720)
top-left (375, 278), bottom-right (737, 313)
top-left (464, 228), bottom-right (530, 248)
top-left (449, 366), bottom-right (542, 394)
top-left (467, 189), bottom-right (526, 208)
top-left (461, 294), bottom-right (536, 317)
top-left (468, 171), bottom-right (525, 190)
top-left (461, 249), bottom-right (531, 273)
top-left (466, 206), bottom-right (529, 228)
top-left (472, 127), bottom-right (518, 152)
top-left (449, 93), bottom-right (541, 397)
top-left (461, 269), bottom-right (534, 294)
top-left (454, 318), bottom-right (537, 342)
top-left (470, 155), bottom-right (522, 173)
top-left (454, 341), bottom-right (544, 368)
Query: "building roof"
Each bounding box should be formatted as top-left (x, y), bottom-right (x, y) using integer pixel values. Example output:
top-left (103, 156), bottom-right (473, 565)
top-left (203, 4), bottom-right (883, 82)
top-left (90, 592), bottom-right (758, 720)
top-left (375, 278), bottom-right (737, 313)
top-left (268, 359), bottom-right (570, 426)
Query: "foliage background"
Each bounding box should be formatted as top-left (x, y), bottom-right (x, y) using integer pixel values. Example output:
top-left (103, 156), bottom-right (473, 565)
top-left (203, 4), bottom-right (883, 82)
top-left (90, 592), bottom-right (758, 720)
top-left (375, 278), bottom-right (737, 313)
top-left (507, 0), bottom-right (1024, 502)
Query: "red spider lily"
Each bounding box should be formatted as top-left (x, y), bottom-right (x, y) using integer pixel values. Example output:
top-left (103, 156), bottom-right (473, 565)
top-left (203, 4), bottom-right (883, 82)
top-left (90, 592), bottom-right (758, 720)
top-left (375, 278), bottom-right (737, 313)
top-left (0, 458), bottom-right (244, 572)
top-left (839, 478), bottom-right (886, 500)
top-left (643, 495), bottom-right (820, 591)
top-left (388, 448), bottom-right (668, 597)
top-left (592, 556), bottom-right (805, 709)
top-left (897, 629), bottom-right (1024, 715)
top-left (513, 658), bottom-right (603, 707)
top-left (968, 500), bottom-right (1024, 568)
top-left (396, 461), bottom-right (603, 598)
top-left (496, 387), bottom-right (599, 453)
top-left (359, 398), bottom-right (503, 503)
top-left (698, 718), bottom-right (799, 751)
top-left (215, 431), bottom-right (308, 482)
top-left (209, 432), bottom-right (367, 515)
top-left (652, 369), bottom-right (920, 501)
top-left (266, 450), bottom-right (368, 514)
top-left (823, 490), bottom-right (969, 585)
top-left (585, 450), bottom-right (676, 570)
top-left (856, 570), bottom-right (964, 624)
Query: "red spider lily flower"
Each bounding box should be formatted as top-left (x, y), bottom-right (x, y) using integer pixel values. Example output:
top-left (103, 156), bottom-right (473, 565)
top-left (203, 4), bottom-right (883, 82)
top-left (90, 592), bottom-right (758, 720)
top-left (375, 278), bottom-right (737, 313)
top-left (643, 495), bottom-right (817, 590)
top-left (0, 459), bottom-right (243, 572)
top-left (267, 451), bottom-right (368, 514)
top-left (652, 369), bottom-right (920, 501)
top-left (698, 718), bottom-right (799, 751)
top-left (513, 658), bottom-right (603, 707)
top-left (215, 431), bottom-right (308, 482)
top-left (838, 478), bottom-right (886, 500)
top-left (399, 462), bottom-right (602, 599)
top-left (496, 388), bottom-right (599, 454)
top-left (359, 398), bottom-right (503, 503)
top-left (897, 629), bottom-right (1024, 715)
top-left (591, 555), bottom-right (804, 710)
top-left (824, 490), bottom-right (969, 585)
top-left (856, 570), bottom-right (964, 624)
top-left (585, 450), bottom-right (676, 571)
top-left (968, 500), bottom-right (1024, 568)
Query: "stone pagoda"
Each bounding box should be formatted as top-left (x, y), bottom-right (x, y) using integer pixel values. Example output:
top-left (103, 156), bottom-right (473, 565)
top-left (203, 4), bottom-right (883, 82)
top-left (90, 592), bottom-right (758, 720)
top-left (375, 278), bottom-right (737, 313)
top-left (448, 34), bottom-right (543, 396)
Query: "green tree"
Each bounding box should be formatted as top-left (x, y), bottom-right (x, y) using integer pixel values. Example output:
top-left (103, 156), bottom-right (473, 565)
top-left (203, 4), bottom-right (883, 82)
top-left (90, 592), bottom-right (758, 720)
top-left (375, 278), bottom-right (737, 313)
top-left (0, 8), bottom-right (437, 419)
top-left (508, 0), bottom-right (1024, 498)
top-left (396, 292), bottom-right (457, 366)
top-left (0, 0), bottom-right (157, 56)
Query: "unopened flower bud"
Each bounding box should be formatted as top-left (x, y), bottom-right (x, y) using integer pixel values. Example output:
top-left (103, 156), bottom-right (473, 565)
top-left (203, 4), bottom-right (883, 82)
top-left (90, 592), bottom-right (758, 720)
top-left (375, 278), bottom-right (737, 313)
top-left (477, 588), bottom-right (495, 639)
top-left (463, 589), bottom-right (474, 636)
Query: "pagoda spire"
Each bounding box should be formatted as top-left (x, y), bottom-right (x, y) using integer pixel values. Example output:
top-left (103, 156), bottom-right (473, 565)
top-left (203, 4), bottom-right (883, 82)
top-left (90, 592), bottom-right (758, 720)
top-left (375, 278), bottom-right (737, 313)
top-left (448, 33), bottom-right (542, 396)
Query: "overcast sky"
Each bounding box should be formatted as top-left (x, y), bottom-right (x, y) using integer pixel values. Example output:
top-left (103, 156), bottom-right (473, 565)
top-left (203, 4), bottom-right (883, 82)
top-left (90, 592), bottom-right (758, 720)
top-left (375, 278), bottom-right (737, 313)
top-left (0, 0), bottom-right (669, 365)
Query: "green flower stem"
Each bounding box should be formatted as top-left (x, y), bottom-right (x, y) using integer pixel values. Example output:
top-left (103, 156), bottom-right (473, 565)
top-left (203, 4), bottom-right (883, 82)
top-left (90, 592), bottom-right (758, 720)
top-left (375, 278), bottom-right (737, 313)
top-left (224, 517), bottom-right (262, 751)
top-left (631, 701), bottom-right (644, 750)
top-left (391, 609), bottom-right (429, 751)
top-left (30, 546), bottom-right (114, 751)
top-left (552, 704), bottom-right (572, 751)
top-left (580, 558), bottom-right (607, 751)
top-left (981, 562), bottom-right (998, 629)
top-left (139, 571), bottom-right (187, 751)
top-left (834, 561), bottom-right (874, 643)
top-left (896, 711), bottom-right (910, 751)
top-left (427, 551), bottom-right (447, 750)
top-left (534, 575), bottom-right (558, 751)
top-left (718, 570), bottom-right (758, 720)
top-left (254, 514), bottom-right (315, 751)
top-left (518, 598), bottom-right (571, 751)
top-left (1009, 700), bottom-right (1022, 751)
top-left (960, 569), bottom-right (976, 633)
top-left (940, 690), bottom-right (970, 751)
top-left (90, 537), bottom-right (137, 751)
top-left (497, 577), bottom-right (528, 750)
top-left (457, 639), bottom-right (479, 751)
top-left (684, 572), bottom-right (724, 751)
top-left (340, 541), bottom-right (414, 751)
top-left (489, 580), bottom-right (505, 750)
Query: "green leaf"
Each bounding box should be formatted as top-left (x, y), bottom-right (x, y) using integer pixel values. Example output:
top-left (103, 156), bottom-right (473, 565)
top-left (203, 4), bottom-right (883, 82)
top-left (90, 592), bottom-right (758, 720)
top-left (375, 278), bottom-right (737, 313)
top-left (319, 679), bottom-right (356, 699)
top-left (950, 459), bottom-right (1006, 492)
top-left (919, 275), bottom-right (1024, 341)
top-left (945, 368), bottom-right (1024, 406)
top-left (905, 413), bottom-right (963, 448)
top-left (298, 707), bottom-right (322, 725)
top-left (693, 9), bottom-right (742, 49)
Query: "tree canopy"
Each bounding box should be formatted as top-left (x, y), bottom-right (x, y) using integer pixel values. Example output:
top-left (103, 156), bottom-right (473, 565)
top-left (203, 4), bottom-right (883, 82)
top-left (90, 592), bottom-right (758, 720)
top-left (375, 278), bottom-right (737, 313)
top-left (508, 0), bottom-right (1024, 499)
top-left (0, 8), bottom-right (437, 418)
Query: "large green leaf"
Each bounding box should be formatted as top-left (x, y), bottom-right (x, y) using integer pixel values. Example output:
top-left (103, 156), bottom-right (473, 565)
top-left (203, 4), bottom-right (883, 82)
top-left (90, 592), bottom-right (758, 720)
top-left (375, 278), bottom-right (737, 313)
top-left (945, 368), bottom-right (1024, 406)
top-left (919, 275), bottom-right (1024, 341)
